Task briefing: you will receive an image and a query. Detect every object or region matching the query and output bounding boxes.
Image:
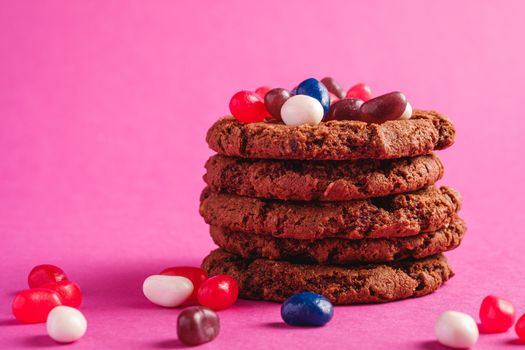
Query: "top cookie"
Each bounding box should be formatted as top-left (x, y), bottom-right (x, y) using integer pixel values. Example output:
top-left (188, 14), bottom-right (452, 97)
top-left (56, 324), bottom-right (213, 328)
top-left (206, 110), bottom-right (455, 160)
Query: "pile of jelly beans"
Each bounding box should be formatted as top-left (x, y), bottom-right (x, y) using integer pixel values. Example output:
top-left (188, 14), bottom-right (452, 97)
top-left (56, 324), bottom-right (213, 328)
top-left (435, 295), bottom-right (525, 348)
top-left (228, 77), bottom-right (412, 126)
top-left (12, 264), bottom-right (87, 343)
top-left (142, 266), bottom-right (238, 346)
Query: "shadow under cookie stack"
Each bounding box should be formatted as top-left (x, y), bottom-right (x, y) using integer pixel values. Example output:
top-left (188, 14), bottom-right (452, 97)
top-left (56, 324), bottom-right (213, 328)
top-left (199, 82), bottom-right (464, 305)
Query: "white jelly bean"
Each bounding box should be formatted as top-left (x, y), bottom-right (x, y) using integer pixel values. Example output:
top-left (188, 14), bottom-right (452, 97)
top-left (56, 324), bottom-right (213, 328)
top-left (46, 306), bottom-right (87, 343)
top-left (435, 311), bottom-right (479, 349)
top-left (142, 275), bottom-right (193, 307)
top-left (399, 101), bottom-right (412, 120)
top-left (280, 95), bottom-right (324, 126)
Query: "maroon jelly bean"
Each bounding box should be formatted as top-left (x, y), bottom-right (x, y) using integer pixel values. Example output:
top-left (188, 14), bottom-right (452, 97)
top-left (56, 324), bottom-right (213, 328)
top-left (326, 98), bottom-right (364, 121)
top-left (177, 306), bottom-right (220, 346)
top-left (264, 88), bottom-right (292, 122)
top-left (359, 91), bottom-right (408, 123)
top-left (321, 77), bottom-right (345, 99)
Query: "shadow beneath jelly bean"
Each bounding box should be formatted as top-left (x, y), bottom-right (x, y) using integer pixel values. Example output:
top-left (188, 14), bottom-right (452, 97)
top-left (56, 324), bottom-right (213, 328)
top-left (151, 339), bottom-right (187, 349)
top-left (24, 335), bottom-right (59, 347)
top-left (123, 300), bottom-right (165, 310)
top-left (263, 321), bottom-right (329, 330)
top-left (417, 340), bottom-right (450, 350)
top-left (505, 339), bottom-right (525, 346)
top-left (0, 318), bottom-right (23, 326)
top-left (264, 322), bottom-right (289, 329)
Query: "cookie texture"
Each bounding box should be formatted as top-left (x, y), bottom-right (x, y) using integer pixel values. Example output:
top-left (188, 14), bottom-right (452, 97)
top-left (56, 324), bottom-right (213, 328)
top-left (210, 217), bottom-right (466, 264)
top-left (202, 249), bottom-right (453, 304)
top-left (206, 110), bottom-right (455, 160)
top-left (204, 154), bottom-right (444, 201)
top-left (200, 186), bottom-right (462, 240)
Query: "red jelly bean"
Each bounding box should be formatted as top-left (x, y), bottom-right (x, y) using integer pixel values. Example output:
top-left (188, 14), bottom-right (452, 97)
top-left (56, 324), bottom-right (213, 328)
top-left (229, 91), bottom-right (268, 123)
top-left (479, 295), bottom-right (516, 333)
top-left (42, 281), bottom-right (82, 308)
top-left (12, 288), bottom-right (62, 323)
top-left (326, 98), bottom-right (363, 121)
top-left (160, 266), bottom-right (208, 305)
top-left (321, 77), bottom-right (345, 99)
top-left (264, 88), bottom-right (292, 122)
top-left (28, 264), bottom-right (68, 288)
top-left (515, 314), bottom-right (525, 340)
top-left (197, 275), bottom-right (238, 311)
top-left (255, 86), bottom-right (272, 98)
top-left (346, 83), bottom-right (372, 101)
top-left (359, 91), bottom-right (408, 123)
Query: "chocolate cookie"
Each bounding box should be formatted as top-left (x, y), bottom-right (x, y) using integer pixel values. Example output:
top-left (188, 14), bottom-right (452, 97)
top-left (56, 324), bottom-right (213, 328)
top-left (206, 110), bottom-right (455, 160)
top-left (199, 186), bottom-right (462, 240)
top-left (210, 217), bottom-right (466, 264)
top-left (202, 249), bottom-right (453, 304)
top-left (204, 154), bottom-right (444, 201)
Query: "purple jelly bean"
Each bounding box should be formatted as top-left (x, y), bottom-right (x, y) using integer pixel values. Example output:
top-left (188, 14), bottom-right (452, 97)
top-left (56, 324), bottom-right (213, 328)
top-left (326, 98), bottom-right (364, 121)
top-left (321, 77), bottom-right (345, 99)
top-left (360, 91), bottom-right (408, 123)
top-left (177, 306), bottom-right (220, 346)
top-left (264, 88), bottom-right (292, 122)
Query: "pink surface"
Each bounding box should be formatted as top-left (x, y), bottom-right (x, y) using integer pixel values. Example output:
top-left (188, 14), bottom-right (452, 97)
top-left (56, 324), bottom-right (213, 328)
top-left (1, 1), bottom-right (525, 349)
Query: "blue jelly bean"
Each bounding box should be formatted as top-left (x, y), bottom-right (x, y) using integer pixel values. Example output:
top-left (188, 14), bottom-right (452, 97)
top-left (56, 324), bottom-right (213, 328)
top-left (281, 292), bottom-right (333, 327)
top-left (296, 78), bottom-right (330, 114)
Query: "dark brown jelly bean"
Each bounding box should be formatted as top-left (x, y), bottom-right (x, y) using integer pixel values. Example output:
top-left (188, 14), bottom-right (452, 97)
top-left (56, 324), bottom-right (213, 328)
top-left (325, 98), bottom-right (364, 121)
top-left (264, 88), bottom-right (292, 122)
top-left (177, 306), bottom-right (220, 346)
top-left (321, 77), bottom-right (345, 99)
top-left (360, 91), bottom-right (408, 123)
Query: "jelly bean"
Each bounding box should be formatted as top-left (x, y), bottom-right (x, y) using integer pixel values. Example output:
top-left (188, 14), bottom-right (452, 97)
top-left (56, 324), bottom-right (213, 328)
top-left (28, 264), bottom-right (68, 288)
top-left (281, 292), bottom-right (333, 327)
top-left (42, 281), bottom-right (82, 308)
top-left (12, 288), bottom-right (63, 323)
top-left (264, 88), bottom-right (292, 122)
top-left (160, 266), bottom-right (208, 305)
top-left (280, 95), bottom-right (324, 126)
top-left (177, 306), bottom-right (220, 346)
top-left (321, 77), bottom-right (345, 99)
top-left (197, 275), bottom-right (238, 311)
top-left (142, 275), bottom-right (193, 307)
top-left (229, 91), bottom-right (268, 123)
top-left (479, 295), bottom-right (516, 333)
top-left (47, 306), bottom-right (87, 343)
top-left (515, 314), bottom-right (525, 340)
top-left (435, 311), bottom-right (479, 349)
top-left (255, 86), bottom-right (271, 98)
top-left (360, 91), bottom-right (408, 123)
top-left (326, 98), bottom-right (364, 121)
top-left (346, 83), bottom-right (372, 101)
top-left (296, 78), bottom-right (330, 114)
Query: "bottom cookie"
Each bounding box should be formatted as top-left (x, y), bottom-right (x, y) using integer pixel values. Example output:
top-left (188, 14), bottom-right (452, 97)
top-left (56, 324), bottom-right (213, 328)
top-left (202, 249), bottom-right (453, 305)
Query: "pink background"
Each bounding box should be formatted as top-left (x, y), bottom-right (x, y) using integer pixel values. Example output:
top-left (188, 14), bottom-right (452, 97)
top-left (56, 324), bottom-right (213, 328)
top-left (1, 1), bottom-right (525, 349)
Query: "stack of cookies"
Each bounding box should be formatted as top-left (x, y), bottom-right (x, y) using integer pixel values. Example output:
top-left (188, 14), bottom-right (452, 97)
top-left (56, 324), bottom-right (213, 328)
top-left (199, 109), bottom-right (464, 304)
